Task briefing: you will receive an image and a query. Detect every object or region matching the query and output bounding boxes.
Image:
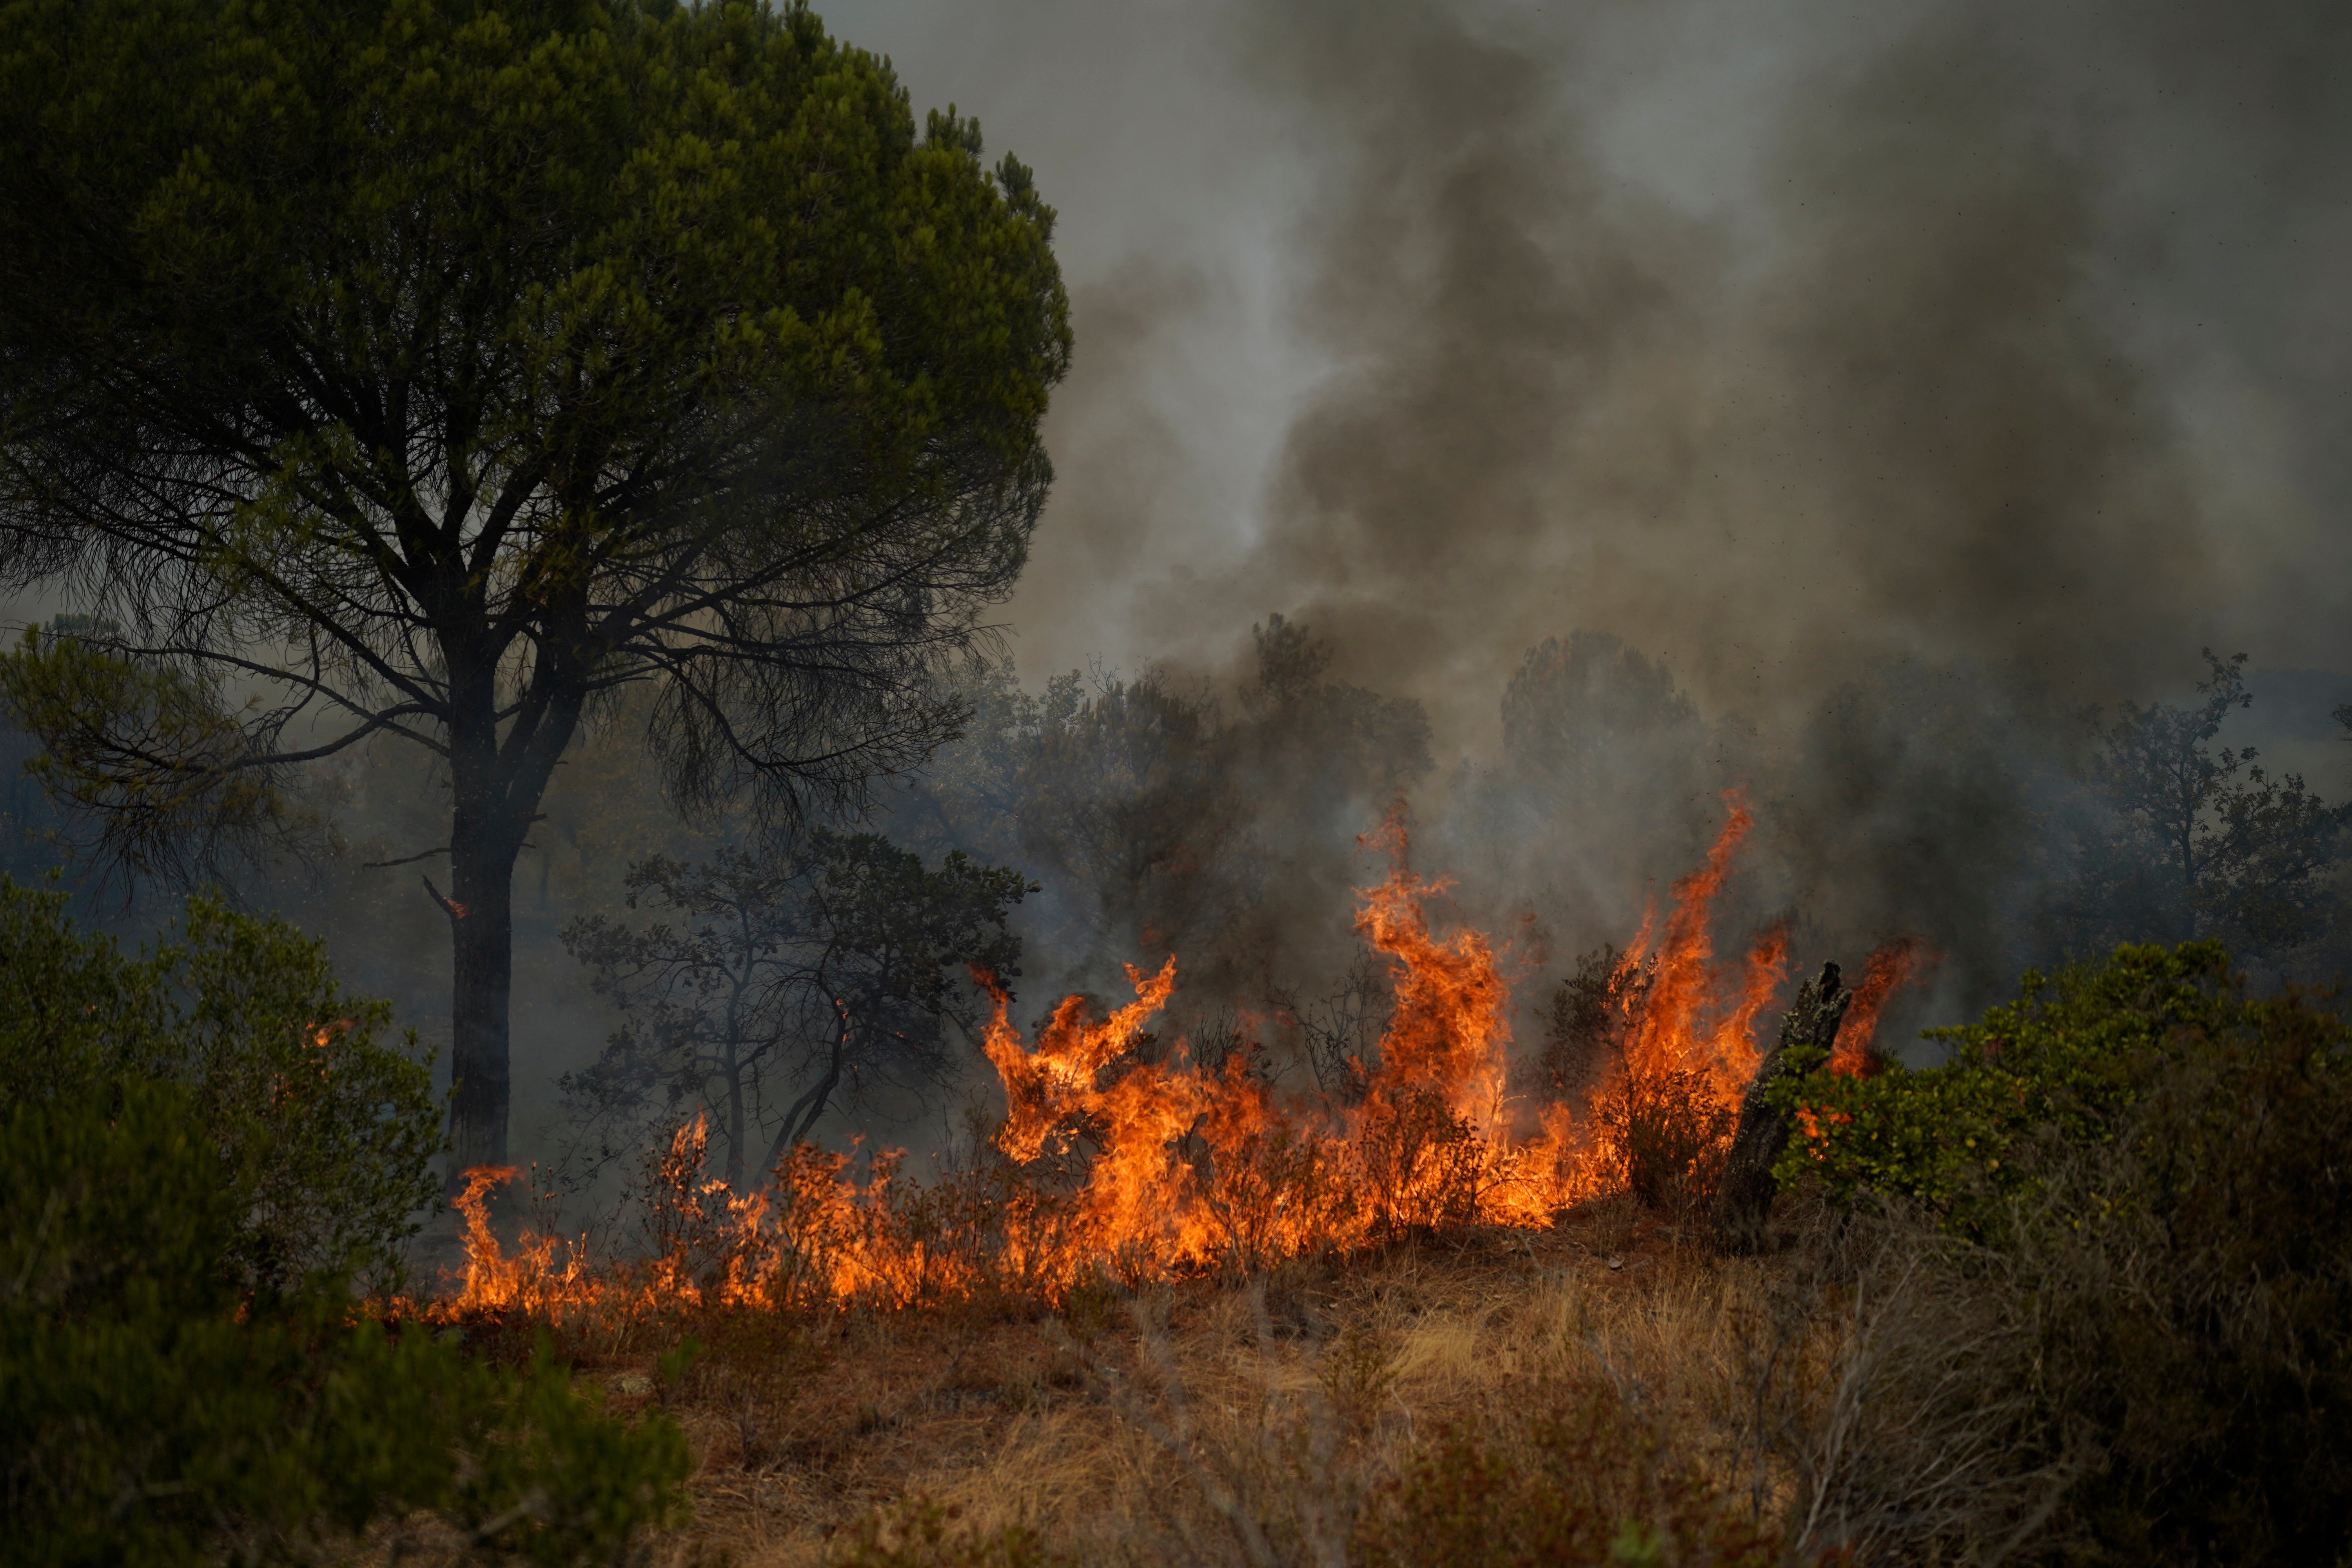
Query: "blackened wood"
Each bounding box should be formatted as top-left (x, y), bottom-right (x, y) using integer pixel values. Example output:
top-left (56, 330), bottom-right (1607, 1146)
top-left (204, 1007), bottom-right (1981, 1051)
top-left (1713, 960), bottom-right (1849, 1253)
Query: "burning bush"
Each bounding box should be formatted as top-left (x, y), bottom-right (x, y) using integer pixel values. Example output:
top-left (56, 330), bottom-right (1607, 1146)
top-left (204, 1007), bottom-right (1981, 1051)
top-left (1597, 1066), bottom-right (1735, 1217)
top-left (433, 802), bottom-right (1911, 1320)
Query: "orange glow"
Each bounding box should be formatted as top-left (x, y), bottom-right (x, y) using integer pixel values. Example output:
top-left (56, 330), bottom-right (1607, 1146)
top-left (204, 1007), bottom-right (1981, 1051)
top-left (416, 799), bottom-right (1886, 1320)
top-left (1831, 936), bottom-right (1938, 1075)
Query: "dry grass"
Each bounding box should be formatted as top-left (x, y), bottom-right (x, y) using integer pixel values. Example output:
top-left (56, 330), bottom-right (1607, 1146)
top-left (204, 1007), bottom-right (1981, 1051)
top-left (524, 1196), bottom-right (2040, 1567)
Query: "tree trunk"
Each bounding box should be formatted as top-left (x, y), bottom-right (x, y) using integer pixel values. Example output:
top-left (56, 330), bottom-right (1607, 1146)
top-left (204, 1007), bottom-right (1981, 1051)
top-left (437, 657), bottom-right (581, 1183)
top-left (1713, 960), bottom-right (1849, 1254)
top-left (723, 1052), bottom-right (747, 1193)
top-left (446, 828), bottom-right (521, 1177)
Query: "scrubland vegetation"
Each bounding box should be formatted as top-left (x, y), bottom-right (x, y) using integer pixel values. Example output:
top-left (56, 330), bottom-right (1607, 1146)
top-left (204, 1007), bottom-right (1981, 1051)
top-left (0, 3), bottom-right (2348, 1566)
top-left (7, 871), bottom-right (2348, 1566)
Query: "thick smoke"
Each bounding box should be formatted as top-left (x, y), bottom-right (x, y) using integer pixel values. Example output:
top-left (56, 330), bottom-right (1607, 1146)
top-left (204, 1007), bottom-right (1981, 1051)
top-left (816, 0), bottom-right (2352, 728)
top-left (844, 0), bottom-right (2352, 1033)
top-left (1216, 0), bottom-right (2349, 731)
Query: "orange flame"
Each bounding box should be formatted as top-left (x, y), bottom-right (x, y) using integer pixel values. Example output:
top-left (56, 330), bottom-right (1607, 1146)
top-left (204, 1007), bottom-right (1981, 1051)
top-left (416, 799), bottom-right (1913, 1319)
top-left (1617, 799), bottom-right (1789, 1097)
top-left (1353, 804), bottom-right (1512, 1129)
top-left (1829, 936), bottom-right (1938, 1075)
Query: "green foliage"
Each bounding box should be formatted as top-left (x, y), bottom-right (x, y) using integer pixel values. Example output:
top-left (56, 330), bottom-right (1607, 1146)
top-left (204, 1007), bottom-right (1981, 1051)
top-left (1764, 932), bottom-right (2352, 1560)
top-left (0, 0), bottom-right (1071, 837)
top-left (0, 623), bottom-right (314, 889)
top-left (0, 1083), bottom-right (691, 1566)
top-left (1987, 988), bottom-right (2352, 1563)
top-left (1352, 1381), bottom-right (1810, 1567)
top-left (0, 875), bottom-right (440, 1289)
top-left (1769, 940), bottom-right (2251, 1238)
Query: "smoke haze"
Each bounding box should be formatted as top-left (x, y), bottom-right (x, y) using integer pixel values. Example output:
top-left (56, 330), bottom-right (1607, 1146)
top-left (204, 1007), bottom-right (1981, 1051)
top-left (835, 0), bottom-right (2352, 743)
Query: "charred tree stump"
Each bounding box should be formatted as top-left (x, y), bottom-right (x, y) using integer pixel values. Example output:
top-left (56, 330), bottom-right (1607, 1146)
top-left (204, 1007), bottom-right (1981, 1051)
top-left (1713, 960), bottom-right (1849, 1254)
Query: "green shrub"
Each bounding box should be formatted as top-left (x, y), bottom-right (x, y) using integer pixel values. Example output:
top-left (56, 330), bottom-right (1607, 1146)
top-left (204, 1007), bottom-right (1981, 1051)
top-left (1773, 941), bottom-right (2352, 1562)
top-left (0, 876), bottom-right (440, 1289)
top-left (0, 1082), bottom-right (691, 1566)
top-left (1981, 988), bottom-right (2352, 1563)
top-left (1767, 940), bottom-right (2252, 1238)
top-left (1353, 1380), bottom-right (1813, 1567)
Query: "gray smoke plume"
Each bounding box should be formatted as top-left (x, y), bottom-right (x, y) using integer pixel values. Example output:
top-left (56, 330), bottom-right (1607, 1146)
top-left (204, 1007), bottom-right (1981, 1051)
top-left (838, 0), bottom-right (2349, 731)
top-left (835, 0), bottom-right (2352, 1036)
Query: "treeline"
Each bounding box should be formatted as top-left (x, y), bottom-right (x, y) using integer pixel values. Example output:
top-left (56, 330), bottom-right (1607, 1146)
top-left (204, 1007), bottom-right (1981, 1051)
top-left (5, 613), bottom-right (2347, 1183)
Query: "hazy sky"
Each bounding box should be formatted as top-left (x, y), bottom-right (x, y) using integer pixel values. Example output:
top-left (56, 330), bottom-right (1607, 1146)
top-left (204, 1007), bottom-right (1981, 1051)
top-left (826, 0), bottom-right (2352, 755)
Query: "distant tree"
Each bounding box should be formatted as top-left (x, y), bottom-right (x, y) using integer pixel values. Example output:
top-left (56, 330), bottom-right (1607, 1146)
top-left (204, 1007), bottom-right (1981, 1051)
top-left (1461, 631), bottom-right (1720, 935)
top-left (2074, 651), bottom-right (2347, 951)
top-left (0, 0), bottom-right (1070, 1171)
top-left (1502, 632), bottom-right (1700, 794)
top-left (884, 624), bottom-right (1432, 1018)
top-left (560, 831), bottom-right (1026, 1189)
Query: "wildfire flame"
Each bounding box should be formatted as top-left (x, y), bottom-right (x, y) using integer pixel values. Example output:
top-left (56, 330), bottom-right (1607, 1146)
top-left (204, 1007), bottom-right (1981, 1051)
top-left (1829, 935), bottom-right (1939, 1076)
top-left (424, 800), bottom-right (1927, 1319)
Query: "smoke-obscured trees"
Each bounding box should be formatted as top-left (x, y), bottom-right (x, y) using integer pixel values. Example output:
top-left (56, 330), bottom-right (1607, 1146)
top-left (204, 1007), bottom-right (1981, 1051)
top-left (2063, 652), bottom-right (2347, 956)
top-left (881, 617), bottom-right (1431, 1022)
top-left (0, 1), bottom-right (1070, 1172)
top-left (560, 834), bottom-right (1026, 1190)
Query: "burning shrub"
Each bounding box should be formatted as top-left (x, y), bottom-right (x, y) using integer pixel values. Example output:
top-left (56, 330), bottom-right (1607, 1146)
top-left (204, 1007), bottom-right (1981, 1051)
top-left (1598, 1066), bottom-right (1736, 1216)
top-left (1769, 940), bottom-right (2250, 1239)
top-left (0, 877), bottom-right (439, 1290)
top-left (0, 1081), bottom-right (690, 1564)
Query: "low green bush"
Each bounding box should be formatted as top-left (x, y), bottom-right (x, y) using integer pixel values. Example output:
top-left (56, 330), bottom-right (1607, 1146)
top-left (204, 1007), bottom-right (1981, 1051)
top-left (0, 876), bottom-right (440, 1290)
top-left (1772, 941), bottom-right (2352, 1563)
top-left (1983, 987), bottom-right (2352, 1563)
top-left (0, 1078), bottom-right (692, 1566)
top-left (0, 878), bottom-right (692, 1564)
top-left (1767, 940), bottom-right (2252, 1239)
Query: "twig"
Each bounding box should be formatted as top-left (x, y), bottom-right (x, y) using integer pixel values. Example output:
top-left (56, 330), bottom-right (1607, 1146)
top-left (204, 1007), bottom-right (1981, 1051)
top-left (422, 873), bottom-right (464, 920)
top-left (363, 844), bottom-right (450, 869)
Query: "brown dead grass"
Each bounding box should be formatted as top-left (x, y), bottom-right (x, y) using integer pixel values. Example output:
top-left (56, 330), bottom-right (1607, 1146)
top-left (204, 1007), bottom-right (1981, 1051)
top-left (563, 1199), bottom-right (1871, 1566)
